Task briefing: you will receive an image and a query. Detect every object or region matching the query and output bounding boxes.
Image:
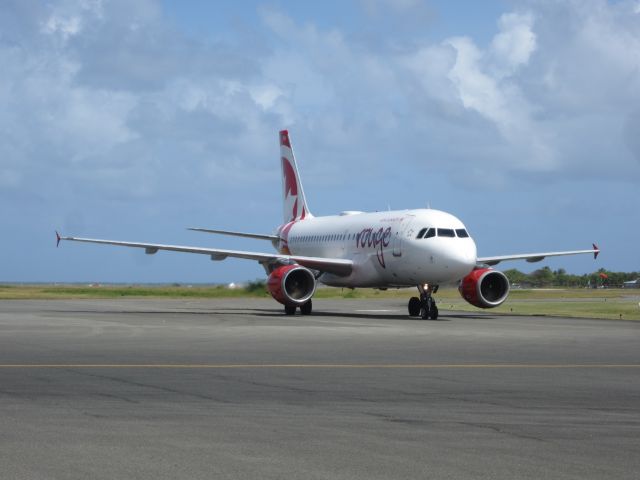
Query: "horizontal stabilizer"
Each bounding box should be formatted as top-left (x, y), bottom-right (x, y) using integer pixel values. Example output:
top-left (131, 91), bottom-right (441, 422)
top-left (188, 227), bottom-right (279, 241)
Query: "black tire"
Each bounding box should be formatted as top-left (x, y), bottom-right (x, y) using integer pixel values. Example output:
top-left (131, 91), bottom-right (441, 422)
top-left (421, 297), bottom-right (433, 320)
top-left (408, 297), bottom-right (420, 316)
top-left (429, 305), bottom-right (439, 320)
top-left (300, 300), bottom-right (312, 315)
top-left (284, 304), bottom-right (296, 315)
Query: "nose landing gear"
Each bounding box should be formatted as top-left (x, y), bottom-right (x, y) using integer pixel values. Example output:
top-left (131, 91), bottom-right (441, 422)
top-left (408, 284), bottom-right (439, 320)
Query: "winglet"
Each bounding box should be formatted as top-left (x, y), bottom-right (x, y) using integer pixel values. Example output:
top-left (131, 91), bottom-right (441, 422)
top-left (56, 231), bottom-right (61, 248)
top-left (593, 243), bottom-right (599, 260)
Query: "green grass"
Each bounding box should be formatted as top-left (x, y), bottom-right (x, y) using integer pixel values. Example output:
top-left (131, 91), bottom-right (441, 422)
top-left (437, 297), bottom-right (640, 321)
top-left (0, 284), bottom-right (270, 300)
top-left (1, 284), bottom-right (638, 320)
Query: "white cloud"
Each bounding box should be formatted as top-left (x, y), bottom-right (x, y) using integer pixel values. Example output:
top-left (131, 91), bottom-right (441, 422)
top-left (443, 27), bottom-right (554, 170)
top-left (0, 0), bottom-right (281, 206)
top-left (40, 0), bottom-right (104, 41)
top-left (490, 12), bottom-right (537, 75)
top-left (249, 84), bottom-right (284, 110)
top-left (2, 0), bottom-right (640, 210)
top-left (41, 14), bottom-right (82, 39)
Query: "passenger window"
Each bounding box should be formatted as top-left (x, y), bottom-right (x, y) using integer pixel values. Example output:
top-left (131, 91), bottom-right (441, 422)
top-left (437, 228), bottom-right (455, 237)
top-left (416, 228), bottom-right (427, 239)
top-left (455, 229), bottom-right (469, 238)
top-left (424, 228), bottom-right (435, 239)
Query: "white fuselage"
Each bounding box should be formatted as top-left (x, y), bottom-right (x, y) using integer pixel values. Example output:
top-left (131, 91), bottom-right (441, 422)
top-left (276, 208), bottom-right (477, 288)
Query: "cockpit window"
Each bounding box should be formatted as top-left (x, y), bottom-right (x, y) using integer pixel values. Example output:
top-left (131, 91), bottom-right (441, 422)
top-left (424, 228), bottom-right (435, 238)
top-left (437, 228), bottom-right (455, 237)
top-left (416, 228), bottom-right (428, 239)
top-left (455, 229), bottom-right (469, 238)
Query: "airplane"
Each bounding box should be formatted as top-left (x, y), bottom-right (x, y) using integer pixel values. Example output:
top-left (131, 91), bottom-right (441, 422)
top-left (56, 130), bottom-right (599, 319)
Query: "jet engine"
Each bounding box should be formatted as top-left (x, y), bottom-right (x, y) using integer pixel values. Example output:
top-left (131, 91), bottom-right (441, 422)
top-left (459, 268), bottom-right (510, 309)
top-left (267, 264), bottom-right (316, 306)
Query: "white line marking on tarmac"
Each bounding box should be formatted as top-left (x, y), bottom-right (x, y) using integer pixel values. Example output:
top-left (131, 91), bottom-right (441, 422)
top-left (0, 364), bottom-right (638, 369)
top-left (355, 309), bottom-right (397, 313)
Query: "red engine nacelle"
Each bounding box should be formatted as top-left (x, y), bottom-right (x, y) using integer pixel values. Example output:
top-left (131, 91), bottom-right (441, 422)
top-left (267, 264), bottom-right (316, 306)
top-left (459, 268), bottom-right (510, 309)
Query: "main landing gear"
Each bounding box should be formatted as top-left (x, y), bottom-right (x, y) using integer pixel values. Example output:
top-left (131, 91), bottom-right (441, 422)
top-left (284, 300), bottom-right (313, 316)
top-left (408, 284), bottom-right (439, 320)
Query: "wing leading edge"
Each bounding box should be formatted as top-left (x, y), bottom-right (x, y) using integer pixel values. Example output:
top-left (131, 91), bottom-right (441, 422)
top-left (56, 233), bottom-right (352, 276)
top-left (477, 244), bottom-right (600, 267)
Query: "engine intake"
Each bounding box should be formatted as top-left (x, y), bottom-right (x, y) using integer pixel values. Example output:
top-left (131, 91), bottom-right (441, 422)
top-left (267, 264), bottom-right (316, 306)
top-left (459, 268), bottom-right (510, 309)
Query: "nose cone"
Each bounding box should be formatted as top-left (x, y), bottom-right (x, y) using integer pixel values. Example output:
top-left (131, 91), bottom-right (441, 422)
top-left (446, 239), bottom-right (477, 278)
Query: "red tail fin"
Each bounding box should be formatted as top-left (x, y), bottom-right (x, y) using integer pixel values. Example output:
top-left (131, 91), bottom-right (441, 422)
top-left (280, 130), bottom-right (312, 223)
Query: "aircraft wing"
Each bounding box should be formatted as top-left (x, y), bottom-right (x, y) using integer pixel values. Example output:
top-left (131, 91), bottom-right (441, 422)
top-left (56, 233), bottom-right (352, 276)
top-left (187, 227), bottom-right (279, 241)
top-left (477, 244), bottom-right (599, 267)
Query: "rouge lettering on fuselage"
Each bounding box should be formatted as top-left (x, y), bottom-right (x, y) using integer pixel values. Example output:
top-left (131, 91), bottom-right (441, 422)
top-left (356, 227), bottom-right (392, 268)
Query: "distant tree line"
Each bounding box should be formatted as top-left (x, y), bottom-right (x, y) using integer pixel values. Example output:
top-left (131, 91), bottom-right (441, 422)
top-left (241, 269), bottom-right (639, 291)
top-left (503, 267), bottom-right (639, 288)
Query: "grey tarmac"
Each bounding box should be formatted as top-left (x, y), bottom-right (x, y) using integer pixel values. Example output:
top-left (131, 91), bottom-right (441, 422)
top-left (0, 298), bottom-right (638, 480)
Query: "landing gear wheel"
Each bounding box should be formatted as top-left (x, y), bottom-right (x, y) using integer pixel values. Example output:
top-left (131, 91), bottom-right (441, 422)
top-left (284, 304), bottom-right (296, 315)
top-left (421, 300), bottom-right (438, 320)
top-left (417, 283), bottom-right (440, 320)
top-left (408, 297), bottom-right (420, 317)
top-left (300, 300), bottom-right (312, 315)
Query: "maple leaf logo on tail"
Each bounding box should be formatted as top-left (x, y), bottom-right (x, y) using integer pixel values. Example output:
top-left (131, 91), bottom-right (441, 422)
top-left (279, 130), bottom-right (312, 224)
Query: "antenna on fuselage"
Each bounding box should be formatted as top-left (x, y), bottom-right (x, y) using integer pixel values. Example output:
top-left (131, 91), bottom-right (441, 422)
top-left (427, 201), bottom-right (431, 209)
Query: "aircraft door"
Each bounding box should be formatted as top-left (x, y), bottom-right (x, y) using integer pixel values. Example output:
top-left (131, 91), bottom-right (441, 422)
top-left (392, 230), bottom-right (402, 257)
top-left (341, 229), bottom-right (349, 254)
top-left (392, 215), bottom-right (414, 257)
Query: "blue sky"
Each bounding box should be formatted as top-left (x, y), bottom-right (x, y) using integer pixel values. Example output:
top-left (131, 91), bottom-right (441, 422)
top-left (1, 0), bottom-right (638, 283)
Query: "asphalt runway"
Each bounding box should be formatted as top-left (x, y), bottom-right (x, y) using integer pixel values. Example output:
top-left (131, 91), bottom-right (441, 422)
top-left (0, 299), bottom-right (638, 479)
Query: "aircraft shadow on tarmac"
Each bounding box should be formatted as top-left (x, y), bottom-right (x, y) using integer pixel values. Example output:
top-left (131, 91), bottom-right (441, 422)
top-left (250, 309), bottom-right (449, 321)
top-left (47, 308), bottom-right (493, 321)
top-left (235, 308), bottom-right (494, 322)
top-left (214, 308), bottom-right (495, 322)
